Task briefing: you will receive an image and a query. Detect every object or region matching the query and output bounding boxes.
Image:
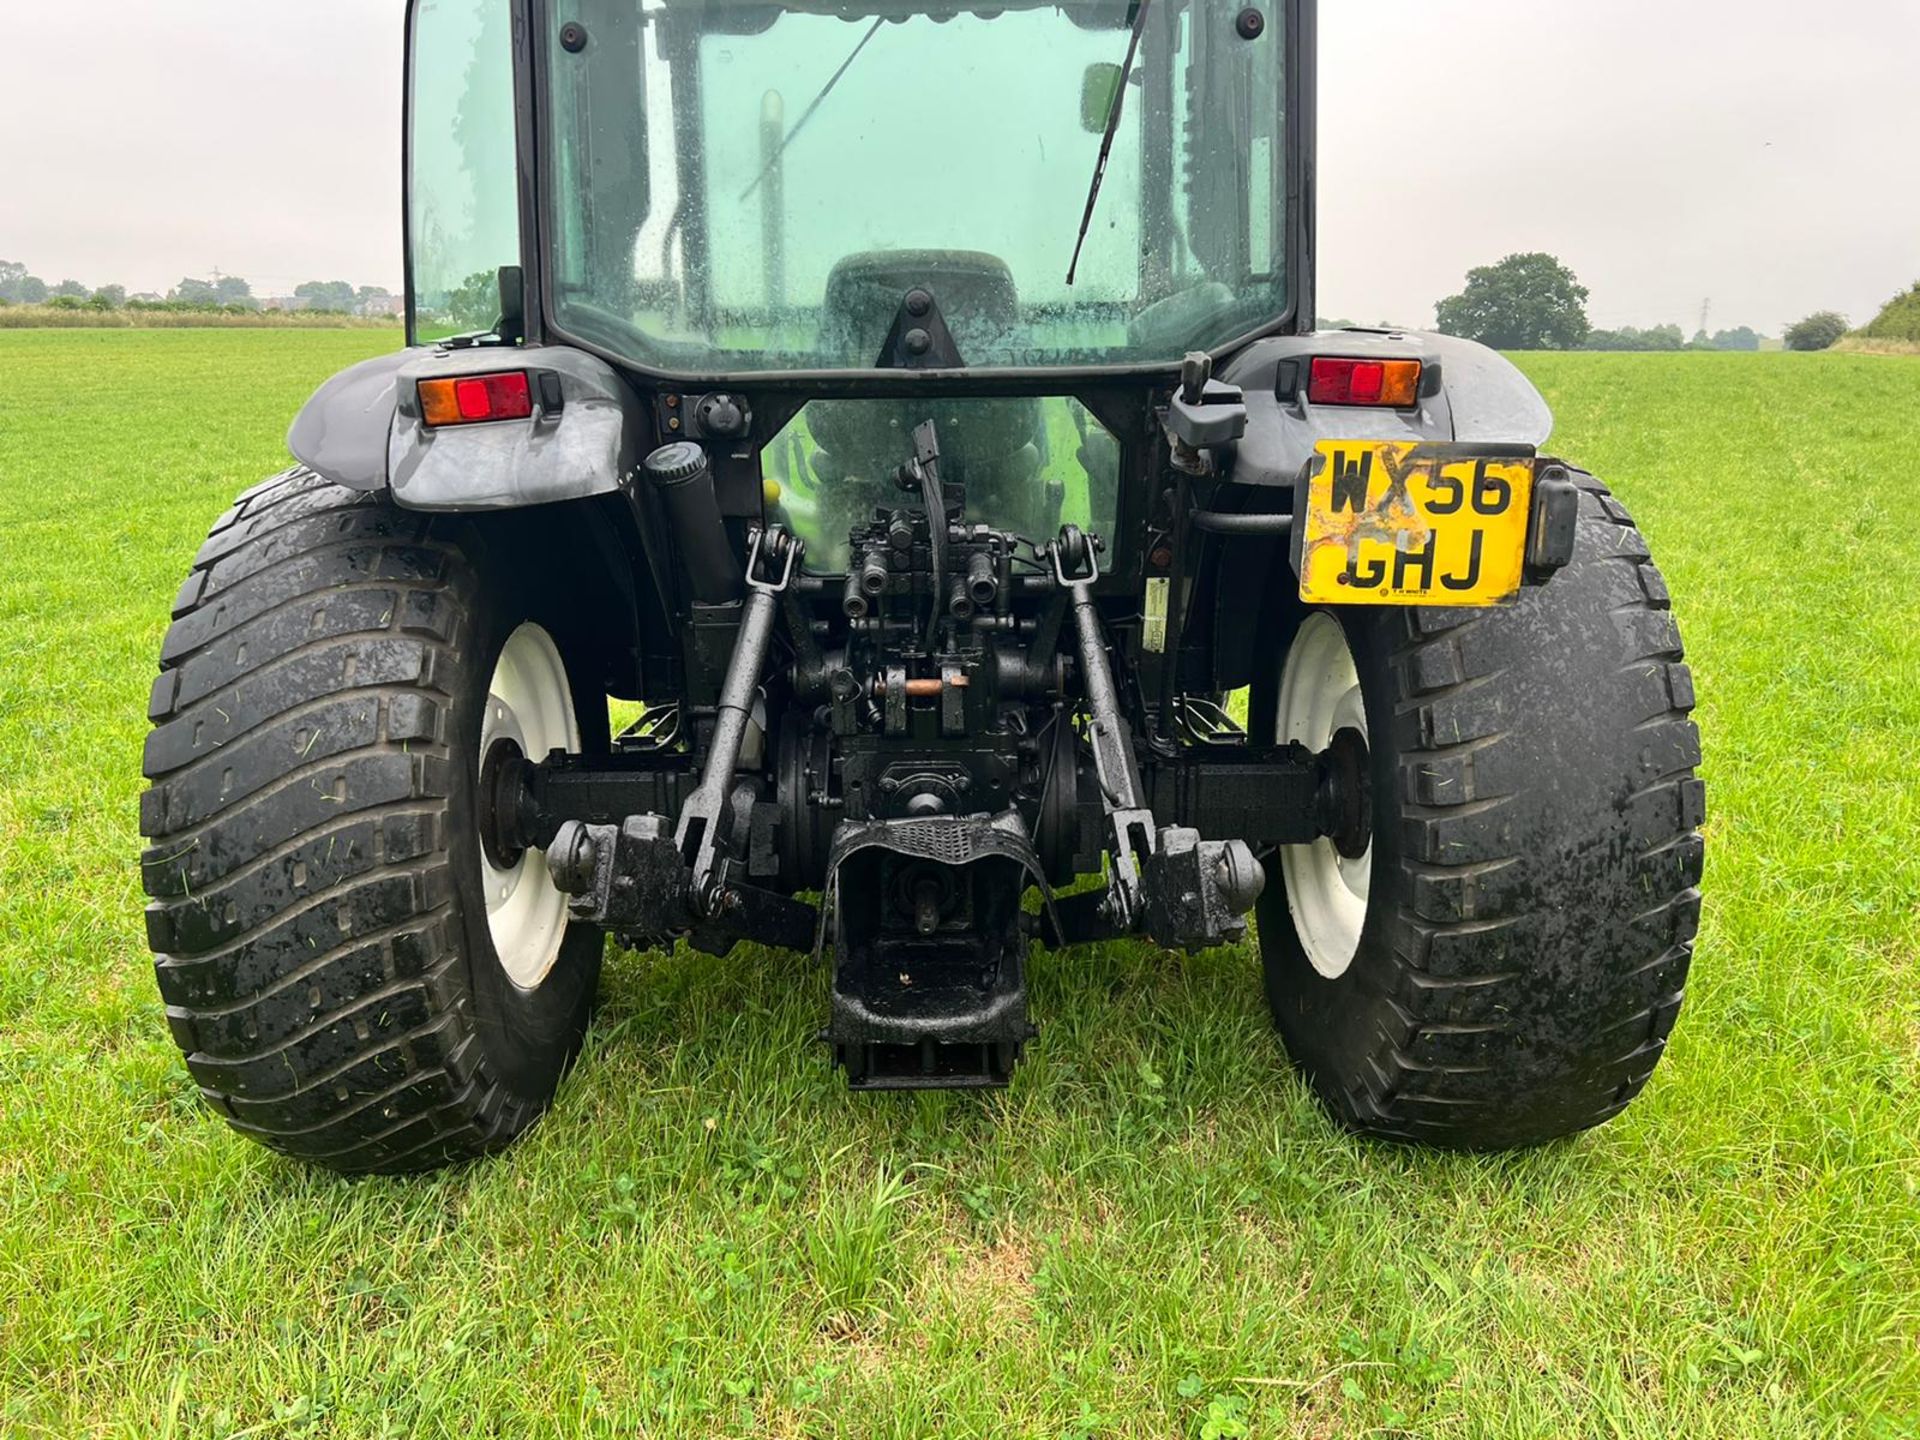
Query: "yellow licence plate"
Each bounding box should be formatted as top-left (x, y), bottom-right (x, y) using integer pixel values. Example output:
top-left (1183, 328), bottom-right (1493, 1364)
top-left (1298, 441), bottom-right (1535, 607)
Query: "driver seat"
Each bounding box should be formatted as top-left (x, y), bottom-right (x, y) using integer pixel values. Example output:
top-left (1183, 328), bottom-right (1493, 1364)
top-left (804, 251), bottom-right (1050, 548)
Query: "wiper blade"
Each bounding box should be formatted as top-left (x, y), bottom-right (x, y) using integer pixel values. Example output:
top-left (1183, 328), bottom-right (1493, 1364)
top-left (739, 16), bottom-right (886, 202)
top-left (1066, 0), bottom-right (1152, 286)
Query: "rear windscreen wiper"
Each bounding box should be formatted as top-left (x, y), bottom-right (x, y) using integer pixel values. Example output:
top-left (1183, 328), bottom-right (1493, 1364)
top-left (1066, 0), bottom-right (1152, 285)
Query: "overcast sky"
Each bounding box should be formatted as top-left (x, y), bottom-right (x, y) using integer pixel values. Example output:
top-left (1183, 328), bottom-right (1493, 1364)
top-left (4, 1), bottom-right (1916, 334)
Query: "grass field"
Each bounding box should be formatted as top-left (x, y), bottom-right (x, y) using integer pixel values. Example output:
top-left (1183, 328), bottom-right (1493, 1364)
top-left (1, 329), bottom-right (1916, 1439)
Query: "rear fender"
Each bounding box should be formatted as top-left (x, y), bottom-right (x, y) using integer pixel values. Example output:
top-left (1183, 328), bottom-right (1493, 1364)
top-left (1202, 330), bottom-right (1554, 692)
top-left (287, 344), bottom-right (645, 510)
top-left (1215, 329), bottom-right (1554, 488)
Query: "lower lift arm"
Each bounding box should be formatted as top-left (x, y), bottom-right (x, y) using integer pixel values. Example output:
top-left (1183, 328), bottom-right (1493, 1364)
top-left (545, 526), bottom-right (816, 954)
top-left (1049, 526), bottom-right (1265, 949)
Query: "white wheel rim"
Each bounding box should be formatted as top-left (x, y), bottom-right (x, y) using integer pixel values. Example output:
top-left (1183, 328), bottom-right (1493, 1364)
top-left (1277, 613), bottom-right (1372, 979)
top-left (479, 623), bottom-right (581, 990)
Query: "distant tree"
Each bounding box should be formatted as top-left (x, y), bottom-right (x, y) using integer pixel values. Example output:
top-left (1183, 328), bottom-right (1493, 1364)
top-left (1688, 328), bottom-right (1712, 350)
top-left (50, 279), bottom-right (87, 299)
top-left (1784, 311), bottom-right (1848, 352)
top-left (214, 276), bottom-right (257, 309)
top-left (0, 261), bottom-right (44, 304)
top-left (171, 277), bottom-right (220, 306)
top-left (1709, 326), bottom-right (1762, 352)
top-left (91, 284), bottom-right (126, 307)
top-left (1436, 252), bottom-right (1590, 350)
top-left (1315, 316), bottom-right (1356, 331)
top-left (295, 279), bottom-right (358, 313)
top-left (1584, 324), bottom-right (1684, 353)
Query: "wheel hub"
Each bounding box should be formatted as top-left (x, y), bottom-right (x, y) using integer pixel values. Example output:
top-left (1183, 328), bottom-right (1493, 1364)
top-left (1317, 725), bottom-right (1373, 860)
top-left (478, 623), bottom-right (581, 991)
top-left (1276, 613), bottom-right (1374, 980)
top-left (478, 735), bottom-right (530, 870)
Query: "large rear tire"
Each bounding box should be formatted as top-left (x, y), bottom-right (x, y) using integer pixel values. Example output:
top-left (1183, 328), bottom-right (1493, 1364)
top-left (1252, 467), bottom-right (1704, 1148)
top-left (139, 468), bottom-right (606, 1174)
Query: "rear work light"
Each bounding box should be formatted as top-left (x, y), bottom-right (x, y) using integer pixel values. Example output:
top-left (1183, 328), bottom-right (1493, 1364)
top-left (1308, 357), bottom-right (1423, 408)
top-left (418, 371), bottom-right (534, 427)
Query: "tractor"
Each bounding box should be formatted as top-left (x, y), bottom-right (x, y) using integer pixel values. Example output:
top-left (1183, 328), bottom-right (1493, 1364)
top-left (139, 0), bottom-right (1703, 1173)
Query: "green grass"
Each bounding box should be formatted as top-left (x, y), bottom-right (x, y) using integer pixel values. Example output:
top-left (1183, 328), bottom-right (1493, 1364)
top-left (1, 333), bottom-right (1916, 1438)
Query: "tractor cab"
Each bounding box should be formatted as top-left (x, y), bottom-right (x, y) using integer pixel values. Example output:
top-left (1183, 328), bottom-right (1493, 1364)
top-left (408, 0), bottom-right (1300, 373)
top-left (406, 0), bottom-right (1306, 572)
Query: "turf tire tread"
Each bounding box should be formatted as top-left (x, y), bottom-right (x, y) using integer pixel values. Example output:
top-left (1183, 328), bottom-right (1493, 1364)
top-left (1319, 467), bottom-right (1703, 1145)
top-left (140, 467), bottom-right (542, 1174)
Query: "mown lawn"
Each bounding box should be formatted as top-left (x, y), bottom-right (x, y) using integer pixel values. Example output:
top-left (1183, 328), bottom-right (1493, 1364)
top-left (0, 330), bottom-right (1915, 1439)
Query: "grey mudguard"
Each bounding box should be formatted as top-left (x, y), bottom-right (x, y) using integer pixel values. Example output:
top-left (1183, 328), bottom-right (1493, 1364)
top-left (1216, 330), bottom-right (1555, 488)
top-left (287, 344), bottom-right (642, 510)
top-left (287, 351), bottom-right (409, 492)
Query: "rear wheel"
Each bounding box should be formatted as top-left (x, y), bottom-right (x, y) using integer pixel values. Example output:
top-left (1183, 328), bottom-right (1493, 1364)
top-left (1251, 467), bottom-right (1704, 1148)
top-left (140, 468), bottom-right (606, 1174)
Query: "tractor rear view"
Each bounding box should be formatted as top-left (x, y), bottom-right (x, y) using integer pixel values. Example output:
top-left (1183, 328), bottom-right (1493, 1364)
top-left (138, 0), bottom-right (1702, 1172)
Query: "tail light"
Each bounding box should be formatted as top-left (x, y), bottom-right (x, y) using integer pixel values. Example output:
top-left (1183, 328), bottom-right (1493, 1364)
top-left (1308, 357), bottom-right (1423, 408)
top-left (419, 372), bottom-right (534, 427)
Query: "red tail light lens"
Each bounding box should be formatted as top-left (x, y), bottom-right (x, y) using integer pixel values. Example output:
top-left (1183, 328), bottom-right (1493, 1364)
top-left (1308, 357), bottom-right (1423, 408)
top-left (419, 372), bottom-right (534, 427)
